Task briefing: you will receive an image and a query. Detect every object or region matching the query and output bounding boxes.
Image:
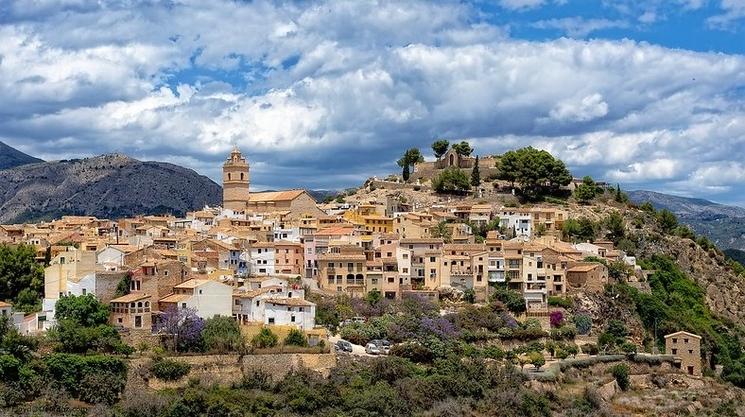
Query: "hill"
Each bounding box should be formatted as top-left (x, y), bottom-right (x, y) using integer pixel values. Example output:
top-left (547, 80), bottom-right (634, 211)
top-left (0, 153), bottom-right (221, 223)
top-left (0, 141), bottom-right (43, 170)
top-left (628, 190), bottom-right (745, 250)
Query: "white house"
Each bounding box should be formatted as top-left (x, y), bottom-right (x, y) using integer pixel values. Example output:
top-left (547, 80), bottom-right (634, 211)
top-left (97, 245), bottom-right (135, 271)
top-left (273, 226), bottom-right (302, 243)
top-left (160, 279), bottom-right (233, 319)
top-left (233, 283), bottom-right (315, 330)
top-left (499, 209), bottom-right (532, 238)
top-left (249, 243), bottom-right (276, 276)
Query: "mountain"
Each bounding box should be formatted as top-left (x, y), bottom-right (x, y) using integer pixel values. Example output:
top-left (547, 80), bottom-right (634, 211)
top-left (628, 190), bottom-right (745, 250)
top-left (0, 153), bottom-right (221, 223)
top-left (0, 141), bottom-right (43, 170)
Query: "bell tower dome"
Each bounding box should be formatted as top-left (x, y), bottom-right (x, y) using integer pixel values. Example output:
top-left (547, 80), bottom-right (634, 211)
top-left (222, 146), bottom-right (250, 211)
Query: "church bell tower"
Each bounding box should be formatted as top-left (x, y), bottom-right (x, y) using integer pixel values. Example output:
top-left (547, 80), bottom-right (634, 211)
top-left (222, 146), bottom-right (250, 211)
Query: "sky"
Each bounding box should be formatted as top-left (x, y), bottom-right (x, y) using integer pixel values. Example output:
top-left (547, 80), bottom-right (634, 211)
top-left (2, 1), bottom-right (745, 205)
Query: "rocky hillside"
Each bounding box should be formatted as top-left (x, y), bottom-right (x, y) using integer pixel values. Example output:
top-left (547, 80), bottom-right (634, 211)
top-left (629, 190), bottom-right (745, 250)
top-left (0, 154), bottom-right (221, 223)
top-left (0, 141), bottom-right (43, 170)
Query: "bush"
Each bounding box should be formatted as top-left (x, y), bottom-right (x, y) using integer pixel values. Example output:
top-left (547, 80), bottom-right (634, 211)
top-left (547, 296), bottom-right (573, 309)
top-left (252, 327), bottom-right (279, 348)
top-left (284, 329), bottom-right (308, 347)
top-left (621, 342), bottom-right (638, 355)
top-left (581, 343), bottom-right (599, 355)
top-left (572, 313), bottom-right (592, 335)
top-left (528, 351), bottom-right (546, 370)
top-left (491, 287), bottom-right (526, 314)
top-left (611, 364), bottom-right (630, 391)
top-left (237, 368), bottom-right (273, 390)
top-left (44, 354), bottom-right (127, 401)
top-left (150, 358), bottom-right (191, 381)
top-left (549, 311), bottom-right (564, 328)
top-left (550, 325), bottom-right (576, 341)
top-left (390, 342), bottom-right (434, 363)
top-left (79, 370), bottom-right (126, 404)
top-left (432, 167), bottom-right (471, 194)
top-left (201, 316), bottom-right (243, 353)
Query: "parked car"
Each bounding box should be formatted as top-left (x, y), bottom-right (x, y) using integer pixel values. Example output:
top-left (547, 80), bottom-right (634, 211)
top-left (335, 340), bottom-right (353, 353)
top-left (365, 342), bottom-right (381, 355)
top-left (370, 339), bottom-right (391, 355)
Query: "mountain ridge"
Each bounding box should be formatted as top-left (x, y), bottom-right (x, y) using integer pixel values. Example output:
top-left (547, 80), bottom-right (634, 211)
top-left (0, 152), bottom-right (221, 223)
top-left (0, 141), bottom-right (43, 170)
top-left (628, 190), bottom-right (745, 250)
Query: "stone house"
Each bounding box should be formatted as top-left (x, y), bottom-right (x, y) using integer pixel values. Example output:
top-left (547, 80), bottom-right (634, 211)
top-left (665, 331), bottom-right (702, 376)
top-left (129, 259), bottom-right (189, 312)
top-left (566, 262), bottom-right (609, 293)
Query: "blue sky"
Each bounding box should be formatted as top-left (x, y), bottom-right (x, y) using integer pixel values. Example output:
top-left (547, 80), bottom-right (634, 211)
top-left (1, 0), bottom-right (745, 204)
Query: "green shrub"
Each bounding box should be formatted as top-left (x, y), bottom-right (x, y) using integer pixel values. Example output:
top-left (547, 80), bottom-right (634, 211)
top-left (252, 328), bottom-right (279, 348)
top-left (611, 364), bottom-right (630, 390)
top-left (581, 343), bottom-right (599, 355)
top-left (202, 316), bottom-right (243, 353)
top-left (150, 358), bottom-right (191, 381)
top-left (44, 354), bottom-right (127, 401)
top-left (547, 296), bottom-right (573, 309)
top-left (284, 329), bottom-right (308, 347)
top-left (79, 370), bottom-right (126, 404)
top-left (572, 313), bottom-right (592, 335)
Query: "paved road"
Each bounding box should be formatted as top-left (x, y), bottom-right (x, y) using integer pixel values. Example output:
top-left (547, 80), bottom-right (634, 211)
top-left (329, 335), bottom-right (374, 356)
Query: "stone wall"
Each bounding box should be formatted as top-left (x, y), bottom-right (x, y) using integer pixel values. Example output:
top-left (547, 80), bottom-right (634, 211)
top-left (127, 353), bottom-right (337, 391)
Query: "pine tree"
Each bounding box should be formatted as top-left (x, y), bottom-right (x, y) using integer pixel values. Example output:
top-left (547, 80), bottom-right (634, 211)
top-left (471, 155), bottom-right (481, 187)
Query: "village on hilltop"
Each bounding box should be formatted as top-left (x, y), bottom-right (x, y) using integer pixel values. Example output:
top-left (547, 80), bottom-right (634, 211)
top-left (0, 142), bottom-right (703, 378)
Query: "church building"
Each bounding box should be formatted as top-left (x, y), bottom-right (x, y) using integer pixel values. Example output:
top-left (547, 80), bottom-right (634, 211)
top-left (222, 147), bottom-right (326, 219)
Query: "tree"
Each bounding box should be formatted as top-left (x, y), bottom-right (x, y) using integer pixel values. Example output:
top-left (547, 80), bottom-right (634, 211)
top-left (431, 221), bottom-right (453, 243)
top-left (284, 329), bottom-right (308, 347)
top-left (463, 289), bottom-right (476, 304)
top-left (252, 327), bottom-right (278, 348)
top-left (397, 148), bottom-right (424, 181)
top-left (0, 244), bottom-right (43, 306)
top-left (451, 141), bottom-right (473, 156)
top-left (55, 294), bottom-right (110, 327)
top-left (470, 156), bottom-right (481, 187)
top-left (432, 167), bottom-right (470, 194)
top-left (614, 184), bottom-right (628, 203)
top-left (604, 212), bottom-right (625, 244)
top-left (657, 209), bottom-right (678, 233)
top-left (611, 364), bottom-right (630, 390)
top-left (154, 307), bottom-right (204, 352)
top-left (431, 140), bottom-right (449, 159)
top-left (491, 287), bottom-right (526, 314)
top-left (496, 147), bottom-right (571, 199)
top-left (574, 176), bottom-right (601, 204)
top-left (365, 288), bottom-right (382, 306)
top-left (528, 351), bottom-right (545, 370)
top-left (202, 316), bottom-right (243, 353)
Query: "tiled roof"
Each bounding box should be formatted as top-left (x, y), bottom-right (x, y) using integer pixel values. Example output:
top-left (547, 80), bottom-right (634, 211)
top-left (159, 293), bottom-right (191, 303)
top-left (248, 190), bottom-right (306, 202)
top-left (265, 297), bottom-right (314, 307)
top-left (110, 293), bottom-right (151, 303)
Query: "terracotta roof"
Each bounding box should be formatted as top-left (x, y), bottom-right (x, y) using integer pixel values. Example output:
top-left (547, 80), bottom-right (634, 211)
top-left (0, 301), bottom-right (11, 308)
top-left (567, 264), bottom-right (601, 273)
top-left (400, 238), bottom-right (444, 244)
top-left (316, 226), bottom-right (355, 236)
top-left (159, 293), bottom-right (191, 303)
top-left (110, 293), bottom-right (151, 303)
top-left (234, 286), bottom-right (283, 298)
top-left (174, 279), bottom-right (211, 289)
top-left (318, 253), bottom-right (367, 261)
top-left (248, 190), bottom-right (306, 202)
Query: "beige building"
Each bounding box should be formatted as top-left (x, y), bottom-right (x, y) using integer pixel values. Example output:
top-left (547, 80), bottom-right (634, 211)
top-left (665, 331), bottom-right (702, 376)
top-left (317, 245), bottom-right (368, 297)
top-left (566, 262), bottom-right (609, 293)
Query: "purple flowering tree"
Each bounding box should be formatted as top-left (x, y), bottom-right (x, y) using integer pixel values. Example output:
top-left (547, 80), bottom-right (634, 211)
top-left (154, 306), bottom-right (205, 352)
top-left (549, 311), bottom-right (564, 328)
top-left (419, 316), bottom-right (459, 340)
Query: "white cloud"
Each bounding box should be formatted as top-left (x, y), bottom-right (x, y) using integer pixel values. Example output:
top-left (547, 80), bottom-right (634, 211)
top-left (533, 17), bottom-right (629, 37)
top-left (549, 93), bottom-right (609, 122)
top-left (499, 0), bottom-right (546, 11)
top-left (1, 0), bottom-right (745, 201)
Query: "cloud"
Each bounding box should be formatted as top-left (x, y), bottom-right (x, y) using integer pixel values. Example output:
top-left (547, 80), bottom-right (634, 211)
top-left (499, 0), bottom-right (546, 11)
top-left (532, 17), bottom-right (629, 37)
top-left (708, 0), bottom-right (745, 29)
top-left (1, 0), bottom-right (745, 203)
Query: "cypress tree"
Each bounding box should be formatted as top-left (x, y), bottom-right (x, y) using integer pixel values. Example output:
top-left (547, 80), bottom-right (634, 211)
top-left (471, 155), bottom-right (481, 187)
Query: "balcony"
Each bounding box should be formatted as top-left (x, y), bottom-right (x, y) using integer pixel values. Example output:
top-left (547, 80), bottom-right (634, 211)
top-left (488, 271), bottom-right (505, 283)
top-left (450, 268), bottom-right (472, 277)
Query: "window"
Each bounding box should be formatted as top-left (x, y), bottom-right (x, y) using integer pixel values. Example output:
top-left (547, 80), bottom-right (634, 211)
top-left (689, 350), bottom-right (693, 354)
top-left (134, 315), bottom-right (142, 328)
top-left (199, 289), bottom-right (203, 294)
top-left (82, 288), bottom-right (87, 295)
top-left (291, 315), bottom-right (296, 322)
top-left (181, 303), bottom-right (187, 309)
top-left (672, 348), bottom-right (677, 355)
top-left (672, 338), bottom-right (677, 343)
top-left (430, 257), bottom-right (435, 262)
top-left (256, 300), bottom-right (260, 306)
top-left (268, 317), bottom-right (275, 324)
top-left (684, 338), bottom-right (689, 343)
